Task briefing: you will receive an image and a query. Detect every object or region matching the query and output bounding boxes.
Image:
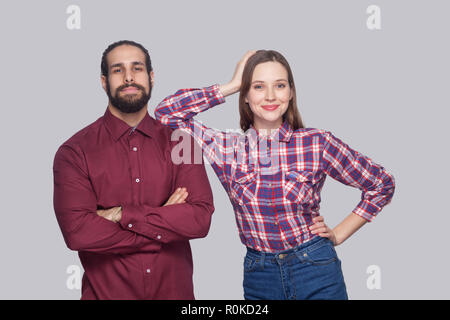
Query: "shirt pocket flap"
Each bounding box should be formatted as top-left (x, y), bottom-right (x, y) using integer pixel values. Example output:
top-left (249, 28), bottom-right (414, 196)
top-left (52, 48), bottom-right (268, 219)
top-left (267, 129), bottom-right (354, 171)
top-left (284, 170), bottom-right (314, 204)
top-left (233, 170), bottom-right (257, 184)
top-left (285, 170), bottom-right (313, 183)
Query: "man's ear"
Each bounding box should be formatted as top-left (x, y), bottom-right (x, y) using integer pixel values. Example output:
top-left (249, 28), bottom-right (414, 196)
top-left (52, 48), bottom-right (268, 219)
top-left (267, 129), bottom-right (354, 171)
top-left (101, 75), bottom-right (107, 92)
top-left (150, 71), bottom-right (154, 86)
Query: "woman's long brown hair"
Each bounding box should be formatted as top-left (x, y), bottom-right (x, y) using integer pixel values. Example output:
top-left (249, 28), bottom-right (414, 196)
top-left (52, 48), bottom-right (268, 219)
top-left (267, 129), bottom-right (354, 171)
top-left (239, 50), bottom-right (304, 132)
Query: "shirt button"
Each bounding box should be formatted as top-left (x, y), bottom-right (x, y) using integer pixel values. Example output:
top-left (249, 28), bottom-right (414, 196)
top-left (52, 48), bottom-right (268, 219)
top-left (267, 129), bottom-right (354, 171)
top-left (128, 224), bottom-right (133, 228)
top-left (239, 200), bottom-right (243, 205)
top-left (157, 235), bottom-right (162, 240)
top-left (132, 147), bottom-right (138, 152)
top-left (135, 178), bottom-right (140, 183)
top-left (146, 268), bottom-right (151, 274)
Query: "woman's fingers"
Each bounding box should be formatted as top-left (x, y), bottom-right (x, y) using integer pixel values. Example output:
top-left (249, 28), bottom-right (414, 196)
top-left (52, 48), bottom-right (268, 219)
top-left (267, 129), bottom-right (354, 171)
top-left (311, 227), bottom-right (328, 235)
top-left (309, 216), bottom-right (337, 245)
top-left (309, 222), bottom-right (325, 231)
top-left (312, 216), bottom-right (324, 224)
top-left (219, 50), bottom-right (258, 97)
top-left (233, 50), bottom-right (257, 82)
top-left (309, 216), bottom-right (328, 234)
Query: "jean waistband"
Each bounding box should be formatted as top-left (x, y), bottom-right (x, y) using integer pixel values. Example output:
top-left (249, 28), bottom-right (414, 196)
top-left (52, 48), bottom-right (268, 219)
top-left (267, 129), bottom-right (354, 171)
top-left (246, 236), bottom-right (331, 258)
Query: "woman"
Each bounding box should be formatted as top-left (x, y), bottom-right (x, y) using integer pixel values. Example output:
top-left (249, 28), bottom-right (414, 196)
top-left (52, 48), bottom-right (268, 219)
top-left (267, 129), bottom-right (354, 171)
top-left (155, 50), bottom-right (395, 300)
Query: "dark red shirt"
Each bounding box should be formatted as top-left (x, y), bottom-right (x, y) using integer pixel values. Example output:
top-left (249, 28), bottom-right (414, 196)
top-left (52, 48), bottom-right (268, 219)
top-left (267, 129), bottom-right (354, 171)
top-left (53, 108), bottom-right (214, 300)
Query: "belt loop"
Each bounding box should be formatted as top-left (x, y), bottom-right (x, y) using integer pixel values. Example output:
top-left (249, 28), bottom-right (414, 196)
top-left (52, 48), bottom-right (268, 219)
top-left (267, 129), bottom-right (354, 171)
top-left (260, 251), bottom-right (265, 270)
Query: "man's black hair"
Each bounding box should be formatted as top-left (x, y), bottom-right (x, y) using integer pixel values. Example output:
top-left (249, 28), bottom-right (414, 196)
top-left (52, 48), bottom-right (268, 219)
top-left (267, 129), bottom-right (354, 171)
top-left (101, 40), bottom-right (152, 77)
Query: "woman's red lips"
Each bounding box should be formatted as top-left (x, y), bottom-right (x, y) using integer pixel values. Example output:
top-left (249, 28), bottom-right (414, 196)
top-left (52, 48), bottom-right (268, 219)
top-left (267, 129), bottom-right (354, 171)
top-left (261, 104), bottom-right (280, 111)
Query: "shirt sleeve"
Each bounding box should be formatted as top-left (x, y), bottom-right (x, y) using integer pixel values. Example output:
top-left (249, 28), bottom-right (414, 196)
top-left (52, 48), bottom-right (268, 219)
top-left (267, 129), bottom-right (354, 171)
top-left (321, 131), bottom-right (395, 222)
top-left (154, 85), bottom-right (236, 184)
top-left (119, 133), bottom-right (215, 243)
top-left (53, 144), bottom-right (162, 255)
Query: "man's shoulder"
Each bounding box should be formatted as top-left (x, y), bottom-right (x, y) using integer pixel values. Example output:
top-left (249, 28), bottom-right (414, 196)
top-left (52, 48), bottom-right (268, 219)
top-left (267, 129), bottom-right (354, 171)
top-left (56, 116), bottom-right (104, 155)
top-left (146, 115), bottom-right (197, 155)
top-left (147, 115), bottom-right (174, 138)
top-left (147, 115), bottom-right (191, 146)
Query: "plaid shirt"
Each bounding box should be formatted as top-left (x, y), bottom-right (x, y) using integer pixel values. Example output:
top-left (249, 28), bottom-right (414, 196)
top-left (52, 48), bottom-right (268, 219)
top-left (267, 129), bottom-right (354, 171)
top-left (155, 85), bottom-right (395, 253)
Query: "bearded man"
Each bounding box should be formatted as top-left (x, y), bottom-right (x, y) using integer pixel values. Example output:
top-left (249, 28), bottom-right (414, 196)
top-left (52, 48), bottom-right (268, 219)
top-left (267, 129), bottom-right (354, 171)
top-left (53, 40), bottom-right (214, 300)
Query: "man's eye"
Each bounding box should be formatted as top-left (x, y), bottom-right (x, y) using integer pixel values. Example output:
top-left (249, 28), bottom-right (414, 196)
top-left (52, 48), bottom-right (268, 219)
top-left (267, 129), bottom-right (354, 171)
top-left (113, 69), bottom-right (121, 73)
top-left (134, 67), bottom-right (143, 71)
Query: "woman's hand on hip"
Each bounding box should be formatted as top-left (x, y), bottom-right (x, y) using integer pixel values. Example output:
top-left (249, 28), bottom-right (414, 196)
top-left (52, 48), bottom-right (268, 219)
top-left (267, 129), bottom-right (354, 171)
top-left (309, 216), bottom-right (338, 246)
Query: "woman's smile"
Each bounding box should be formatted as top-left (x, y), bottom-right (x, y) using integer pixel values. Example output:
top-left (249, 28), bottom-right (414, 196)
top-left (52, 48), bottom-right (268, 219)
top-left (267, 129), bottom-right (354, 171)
top-left (260, 104), bottom-right (280, 111)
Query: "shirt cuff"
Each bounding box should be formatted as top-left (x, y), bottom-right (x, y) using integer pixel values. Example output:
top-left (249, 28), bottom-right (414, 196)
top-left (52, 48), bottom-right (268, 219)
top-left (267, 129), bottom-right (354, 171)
top-left (119, 204), bottom-right (145, 229)
top-left (119, 205), bottom-right (168, 243)
top-left (205, 84), bottom-right (226, 108)
top-left (352, 199), bottom-right (382, 222)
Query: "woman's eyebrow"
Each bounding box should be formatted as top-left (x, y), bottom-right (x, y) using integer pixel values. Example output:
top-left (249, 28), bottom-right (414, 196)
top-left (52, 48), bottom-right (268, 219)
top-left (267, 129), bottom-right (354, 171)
top-left (251, 79), bottom-right (288, 83)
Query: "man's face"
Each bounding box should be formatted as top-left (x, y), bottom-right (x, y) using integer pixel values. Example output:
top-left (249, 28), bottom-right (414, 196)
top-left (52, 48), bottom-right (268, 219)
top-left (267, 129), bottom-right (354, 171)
top-left (101, 45), bottom-right (154, 114)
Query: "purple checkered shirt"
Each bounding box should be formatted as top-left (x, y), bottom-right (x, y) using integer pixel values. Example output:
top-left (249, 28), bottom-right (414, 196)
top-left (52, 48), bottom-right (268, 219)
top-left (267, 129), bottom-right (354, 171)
top-left (155, 85), bottom-right (395, 253)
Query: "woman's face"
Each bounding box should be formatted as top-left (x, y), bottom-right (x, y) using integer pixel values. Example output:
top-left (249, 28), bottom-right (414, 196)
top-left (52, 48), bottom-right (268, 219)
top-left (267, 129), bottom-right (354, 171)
top-left (245, 61), bottom-right (293, 131)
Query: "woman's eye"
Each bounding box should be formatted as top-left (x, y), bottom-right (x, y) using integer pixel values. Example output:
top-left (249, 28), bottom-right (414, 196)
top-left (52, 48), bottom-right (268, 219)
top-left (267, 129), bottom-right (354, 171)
top-left (277, 83), bottom-right (286, 88)
top-left (253, 85), bottom-right (263, 89)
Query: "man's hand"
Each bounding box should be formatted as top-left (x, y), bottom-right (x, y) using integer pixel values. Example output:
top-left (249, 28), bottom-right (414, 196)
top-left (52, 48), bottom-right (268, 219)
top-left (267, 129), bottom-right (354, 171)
top-left (96, 188), bottom-right (188, 223)
top-left (97, 206), bottom-right (122, 223)
top-left (163, 187), bottom-right (189, 206)
top-left (219, 50), bottom-right (257, 97)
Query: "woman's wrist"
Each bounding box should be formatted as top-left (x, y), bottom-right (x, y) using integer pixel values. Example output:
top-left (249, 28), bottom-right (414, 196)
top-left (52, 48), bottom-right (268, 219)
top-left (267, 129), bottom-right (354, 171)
top-left (332, 213), bottom-right (368, 246)
top-left (219, 81), bottom-right (240, 98)
top-left (332, 228), bottom-right (343, 246)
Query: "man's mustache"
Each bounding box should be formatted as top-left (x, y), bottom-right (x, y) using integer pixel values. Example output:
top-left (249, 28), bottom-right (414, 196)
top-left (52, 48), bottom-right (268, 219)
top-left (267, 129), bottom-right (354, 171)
top-left (117, 84), bottom-right (145, 92)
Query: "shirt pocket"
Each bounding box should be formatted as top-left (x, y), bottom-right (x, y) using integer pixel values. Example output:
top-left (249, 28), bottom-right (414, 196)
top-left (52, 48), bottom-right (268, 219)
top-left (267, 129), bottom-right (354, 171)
top-left (283, 170), bottom-right (314, 204)
top-left (230, 169), bottom-right (257, 205)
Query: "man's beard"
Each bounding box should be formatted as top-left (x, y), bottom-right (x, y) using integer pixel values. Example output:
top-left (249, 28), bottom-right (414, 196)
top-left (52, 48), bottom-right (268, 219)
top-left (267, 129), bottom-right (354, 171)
top-left (106, 80), bottom-right (152, 114)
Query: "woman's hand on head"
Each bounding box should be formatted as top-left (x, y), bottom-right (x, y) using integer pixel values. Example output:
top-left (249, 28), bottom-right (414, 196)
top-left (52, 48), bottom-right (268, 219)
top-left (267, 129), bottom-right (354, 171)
top-left (219, 50), bottom-right (257, 97)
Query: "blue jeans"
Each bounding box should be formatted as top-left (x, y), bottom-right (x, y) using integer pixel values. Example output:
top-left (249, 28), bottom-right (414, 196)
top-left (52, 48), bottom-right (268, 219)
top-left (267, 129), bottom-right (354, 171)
top-left (243, 236), bottom-right (348, 300)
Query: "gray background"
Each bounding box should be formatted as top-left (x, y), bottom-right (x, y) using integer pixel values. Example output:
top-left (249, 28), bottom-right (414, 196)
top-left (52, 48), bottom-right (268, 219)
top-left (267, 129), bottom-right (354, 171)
top-left (0, 0), bottom-right (448, 299)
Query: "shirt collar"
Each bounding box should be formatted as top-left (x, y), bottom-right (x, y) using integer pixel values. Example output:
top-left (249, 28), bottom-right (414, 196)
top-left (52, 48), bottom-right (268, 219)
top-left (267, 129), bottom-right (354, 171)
top-left (247, 121), bottom-right (293, 144)
top-left (278, 121), bottom-right (294, 143)
top-left (103, 107), bottom-right (154, 142)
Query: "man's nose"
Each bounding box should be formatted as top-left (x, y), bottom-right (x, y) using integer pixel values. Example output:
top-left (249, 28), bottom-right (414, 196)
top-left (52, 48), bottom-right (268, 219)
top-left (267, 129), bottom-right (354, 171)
top-left (124, 69), bottom-right (134, 83)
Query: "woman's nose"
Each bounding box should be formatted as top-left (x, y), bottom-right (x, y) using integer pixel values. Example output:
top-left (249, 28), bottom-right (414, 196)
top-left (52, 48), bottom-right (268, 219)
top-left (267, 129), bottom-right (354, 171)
top-left (265, 87), bottom-right (275, 101)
